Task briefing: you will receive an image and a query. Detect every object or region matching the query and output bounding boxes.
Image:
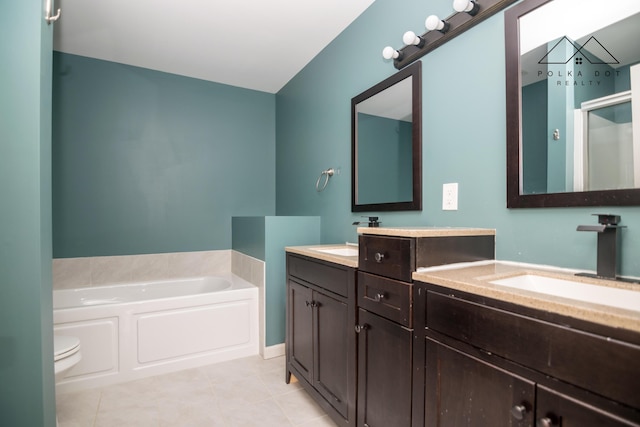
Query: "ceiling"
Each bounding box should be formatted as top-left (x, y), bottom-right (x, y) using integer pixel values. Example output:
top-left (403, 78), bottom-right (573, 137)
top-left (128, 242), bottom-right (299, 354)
top-left (52, 0), bottom-right (375, 94)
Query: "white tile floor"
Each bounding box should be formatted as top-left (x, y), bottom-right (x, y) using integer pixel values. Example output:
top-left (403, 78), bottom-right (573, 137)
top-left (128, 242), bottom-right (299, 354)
top-left (56, 355), bottom-right (338, 427)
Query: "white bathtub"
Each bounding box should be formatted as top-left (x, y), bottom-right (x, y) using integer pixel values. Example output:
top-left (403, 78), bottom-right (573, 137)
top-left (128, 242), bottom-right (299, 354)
top-left (53, 274), bottom-right (259, 392)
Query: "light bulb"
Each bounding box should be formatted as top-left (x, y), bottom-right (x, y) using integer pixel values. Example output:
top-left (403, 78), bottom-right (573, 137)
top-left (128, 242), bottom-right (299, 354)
top-left (453, 0), bottom-right (480, 15)
top-left (382, 46), bottom-right (401, 60)
top-left (403, 31), bottom-right (424, 47)
top-left (425, 15), bottom-right (450, 33)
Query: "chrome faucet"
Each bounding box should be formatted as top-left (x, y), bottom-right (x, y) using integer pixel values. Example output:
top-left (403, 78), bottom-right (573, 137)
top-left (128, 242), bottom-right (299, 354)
top-left (576, 214), bottom-right (624, 280)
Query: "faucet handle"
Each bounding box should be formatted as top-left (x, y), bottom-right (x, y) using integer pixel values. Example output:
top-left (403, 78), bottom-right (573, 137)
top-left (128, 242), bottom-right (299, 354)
top-left (593, 214), bottom-right (621, 226)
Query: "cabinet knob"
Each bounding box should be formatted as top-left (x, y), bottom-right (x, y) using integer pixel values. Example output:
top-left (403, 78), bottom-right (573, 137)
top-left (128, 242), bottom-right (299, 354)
top-left (510, 404), bottom-right (527, 421)
top-left (372, 292), bottom-right (385, 302)
top-left (305, 301), bottom-right (318, 308)
top-left (374, 252), bottom-right (385, 263)
top-left (537, 417), bottom-right (554, 427)
top-left (355, 324), bottom-right (369, 333)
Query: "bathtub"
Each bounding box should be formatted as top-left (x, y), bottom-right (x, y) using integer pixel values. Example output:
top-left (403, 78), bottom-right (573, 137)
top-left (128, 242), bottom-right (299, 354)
top-left (53, 274), bottom-right (259, 393)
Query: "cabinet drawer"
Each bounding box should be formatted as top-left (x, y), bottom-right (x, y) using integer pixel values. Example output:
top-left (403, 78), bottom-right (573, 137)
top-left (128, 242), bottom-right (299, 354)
top-left (358, 235), bottom-right (414, 282)
top-left (424, 337), bottom-right (536, 427)
top-left (287, 254), bottom-right (352, 297)
top-left (358, 272), bottom-right (412, 327)
top-left (425, 289), bottom-right (640, 410)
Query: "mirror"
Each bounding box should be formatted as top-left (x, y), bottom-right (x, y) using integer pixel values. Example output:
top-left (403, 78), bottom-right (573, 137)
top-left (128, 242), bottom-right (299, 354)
top-left (352, 61), bottom-right (422, 212)
top-left (505, 0), bottom-right (640, 207)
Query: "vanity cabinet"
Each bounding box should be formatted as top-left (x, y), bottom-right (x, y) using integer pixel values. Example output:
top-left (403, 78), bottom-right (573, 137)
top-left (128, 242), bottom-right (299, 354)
top-left (286, 229), bottom-right (495, 427)
top-left (414, 282), bottom-right (640, 427)
top-left (286, 253), bottom-right (357, 427)
top-left (357, 231), bottom-right (495, 427)
top-left (357, 236), bottom-right (416, 427)
top-left (356, 274), bottom-right (414, 427)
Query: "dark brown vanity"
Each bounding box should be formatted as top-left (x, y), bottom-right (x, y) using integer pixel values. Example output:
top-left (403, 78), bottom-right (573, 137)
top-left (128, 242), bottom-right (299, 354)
top-left (285, 227), bottom-right (495, 427)
top-left (412, 271), bottom-right (640, 427)
top-left (356, 228), bottom-right (495, 427)
top-left (286, 228), bottom-right (640, 427)
top-left (285, 251), bottom-right (357, 426)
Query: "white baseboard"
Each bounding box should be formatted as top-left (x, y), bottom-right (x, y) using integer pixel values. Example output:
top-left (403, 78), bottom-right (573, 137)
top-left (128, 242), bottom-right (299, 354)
top-left (262, 343), bottom-right (285, 359)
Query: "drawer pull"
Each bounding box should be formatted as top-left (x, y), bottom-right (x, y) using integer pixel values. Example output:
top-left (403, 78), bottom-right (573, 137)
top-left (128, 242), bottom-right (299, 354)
top-left (510, 404), bottom-right (527, 421)
top-left (355, 324), bottom-right (369, 333)
top-left (537, 417), bottom-right (554, 427)
top-left (374, 252), bottom-right (385, 263)
top-left (305, 301), bottom-right (318, 308)
top-left (372, 292), bottom-right (385, 302)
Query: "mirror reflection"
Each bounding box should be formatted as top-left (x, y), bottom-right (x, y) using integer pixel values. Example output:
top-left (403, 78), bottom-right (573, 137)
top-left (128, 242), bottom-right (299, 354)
top-left (356, 78), bottom-right (413, 205)
top-left (519, 0), bottom-right (640, 195)
top-left (352, 61), bottom-right (422, 212)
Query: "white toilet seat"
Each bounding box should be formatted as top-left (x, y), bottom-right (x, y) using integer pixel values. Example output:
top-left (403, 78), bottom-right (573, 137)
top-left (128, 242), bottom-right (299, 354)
top-left (54, 335), bottom-right (82, 427)
top-left (54, 335), bottom-right (81, 362)
top-left (54, 335), bottom-right (82, 379)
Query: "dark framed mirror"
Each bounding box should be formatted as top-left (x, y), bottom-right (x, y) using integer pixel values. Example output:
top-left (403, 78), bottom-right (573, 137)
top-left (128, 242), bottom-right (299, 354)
top-left (352, 61), bottom-right (422, 212)
top-left (505, 0), bottom-right (640, 208)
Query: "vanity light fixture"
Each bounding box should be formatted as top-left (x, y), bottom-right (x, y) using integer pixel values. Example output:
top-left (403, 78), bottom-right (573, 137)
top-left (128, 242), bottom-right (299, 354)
top-left (425, 15), bottom-right (450, 33)
top-left (453, 0), bottom-right (480, 16)
top-left (386, 0), bottom-right (518, 70)
top-left (403, 31), bottom-right (425, 48)
top-left (382, 46), bottom-right (403, 60)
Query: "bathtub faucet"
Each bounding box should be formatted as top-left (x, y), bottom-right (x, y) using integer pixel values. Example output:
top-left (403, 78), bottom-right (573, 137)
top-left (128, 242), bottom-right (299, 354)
top-left (576, 214), bottom-right (624, 280)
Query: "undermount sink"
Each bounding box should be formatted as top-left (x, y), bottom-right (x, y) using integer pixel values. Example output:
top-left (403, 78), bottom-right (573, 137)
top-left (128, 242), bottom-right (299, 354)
top-left (313, 247), bottom-right (359, 257)
top-left (490, 274), bottom-right (640, 312)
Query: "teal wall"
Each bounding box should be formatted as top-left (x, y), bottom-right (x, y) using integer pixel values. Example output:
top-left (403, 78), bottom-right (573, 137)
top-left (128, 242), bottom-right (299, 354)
top-left (276, 0), bottom-right (640, 277)
top-left (545, 38), bottom-right (574, 193)
top-left (616, 63), bottom-right (635, 93)
top-left (0, 1), bottom-right (56, 425)
top-left (232, 217), bottom-right (267, 261)
top-left (264, 217), bottom-right (320, 346)
top-left (522, 80), bottom-right (548, 194)
top-left (52, 53), bottom-right (276, 258)
top-left (571, 60), bottom-right (615, 109)
top-left (232, 216), bottom-right (320, 346)
top-left (357, 113), bottom-right (412, 204)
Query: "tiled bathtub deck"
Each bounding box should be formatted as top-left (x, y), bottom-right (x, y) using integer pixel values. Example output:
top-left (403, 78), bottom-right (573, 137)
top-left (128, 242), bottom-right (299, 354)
top-left (56, 355), bottom-right (336, 427)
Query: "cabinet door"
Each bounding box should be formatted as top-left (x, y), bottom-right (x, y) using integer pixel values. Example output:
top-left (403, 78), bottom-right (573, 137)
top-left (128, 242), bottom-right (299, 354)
top-left (357, 308), bottom-right (412, 427)
top-left (536, 385), bottom-right (640, 427)
top-left (314, 291), bottom-right (349, 418)
top-left (288, 280), bottom-right (314, 383)
top-left (424, 338), bottom-right (535, 427)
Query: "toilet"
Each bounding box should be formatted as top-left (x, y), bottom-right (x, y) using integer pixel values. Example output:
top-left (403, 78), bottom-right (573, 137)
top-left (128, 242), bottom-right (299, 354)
top-left (54, 335), bottom-right (81, 383)
top-left (54, 335), bottom-right (81, 426)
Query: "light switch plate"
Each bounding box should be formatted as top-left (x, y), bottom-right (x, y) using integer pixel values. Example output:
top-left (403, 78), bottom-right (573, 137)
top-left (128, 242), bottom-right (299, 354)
top-left (443, 183), bottom-right (458, 210)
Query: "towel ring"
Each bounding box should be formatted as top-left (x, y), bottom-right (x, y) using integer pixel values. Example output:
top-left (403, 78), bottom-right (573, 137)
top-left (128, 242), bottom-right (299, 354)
top-left (45, 0), bottom-right (61, 24)
top-left (316, 168), bottom-right (335, 192)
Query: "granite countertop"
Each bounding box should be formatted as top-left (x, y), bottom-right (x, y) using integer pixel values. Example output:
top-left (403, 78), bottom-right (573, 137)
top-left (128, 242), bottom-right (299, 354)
top-left (357, 226), bottom-right (496, 237)
top-left (285, 245), bottom-right (358, 268)
top-left (413, 260), bottom-right (640, 333)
